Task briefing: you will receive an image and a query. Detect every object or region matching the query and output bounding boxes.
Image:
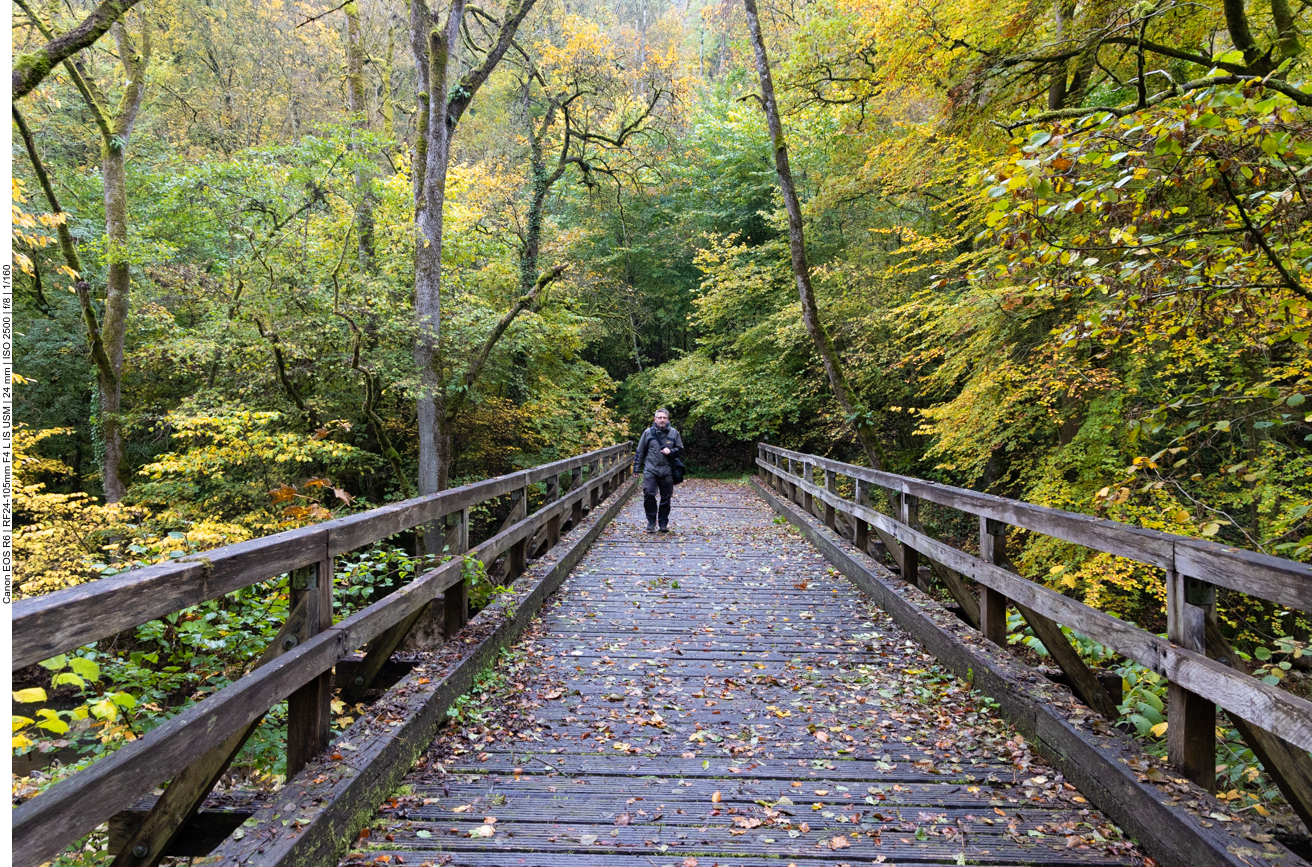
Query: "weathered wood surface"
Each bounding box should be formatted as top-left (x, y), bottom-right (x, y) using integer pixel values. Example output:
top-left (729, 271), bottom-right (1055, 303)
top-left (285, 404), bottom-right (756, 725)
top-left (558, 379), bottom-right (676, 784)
top-left (342, 481), bottom-right (1148, 867)
top-left (758, 444), bottom-right (1312, 614)
top-left (201, 476), bottom-right (640, 867)
top-left (13, 449), bottom-right (633, 867)
top-left (753, 478), bottom-right (1307, 867)
top-left (758, 458), bottom-right (1312, 753)
top-left (13, 444), bottom-right (631, 670)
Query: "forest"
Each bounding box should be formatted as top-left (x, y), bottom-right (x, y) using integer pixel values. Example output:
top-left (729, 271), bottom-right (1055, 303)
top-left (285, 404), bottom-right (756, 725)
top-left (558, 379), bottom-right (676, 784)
top-left (10, 0), bottom-right (1312, 847)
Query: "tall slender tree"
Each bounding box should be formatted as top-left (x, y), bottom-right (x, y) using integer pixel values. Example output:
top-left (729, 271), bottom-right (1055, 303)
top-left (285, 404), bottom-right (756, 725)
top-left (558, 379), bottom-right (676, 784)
top-left (741, 0), bottom-right (887, 470)
top-left (409, 0), bottom-right (539, 501)
top-left (15, 5), bottom-right (151, 501)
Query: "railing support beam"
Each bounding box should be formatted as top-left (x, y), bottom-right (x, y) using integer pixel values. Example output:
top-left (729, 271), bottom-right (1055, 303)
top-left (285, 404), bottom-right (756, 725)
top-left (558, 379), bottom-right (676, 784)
top-left (978, 518), bottom-right (1009, 646)
top-left (286, 559), bottom-right (333, 777)
top-left (1167, 570), bottom-right (1217, 791)
top-left (107, 597), bottom-right (314, 867)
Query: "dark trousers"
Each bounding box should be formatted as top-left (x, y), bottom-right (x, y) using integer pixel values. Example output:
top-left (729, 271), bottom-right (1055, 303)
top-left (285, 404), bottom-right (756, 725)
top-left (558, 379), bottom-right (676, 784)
top-left (643, 473), bottom-right (674, 526)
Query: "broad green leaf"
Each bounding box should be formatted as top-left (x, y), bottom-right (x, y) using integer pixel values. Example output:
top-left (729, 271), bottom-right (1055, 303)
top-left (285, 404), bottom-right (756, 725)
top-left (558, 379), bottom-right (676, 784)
top-left (69, 657), bottom-right (101, 681)
top-left (51, 672), bottom-right (86, 689)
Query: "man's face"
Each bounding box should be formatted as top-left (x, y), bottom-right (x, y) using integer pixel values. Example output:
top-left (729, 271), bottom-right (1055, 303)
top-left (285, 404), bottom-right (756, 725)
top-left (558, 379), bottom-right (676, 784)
top-left (654, 412), bottom-right (669, 429)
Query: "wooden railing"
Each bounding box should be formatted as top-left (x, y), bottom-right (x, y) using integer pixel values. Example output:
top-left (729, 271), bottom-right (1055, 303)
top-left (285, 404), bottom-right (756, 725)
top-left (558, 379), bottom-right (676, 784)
top-left (757, 444), bottom-right (1312, 816)
top-left (11, 443), bottom-right (634, 867)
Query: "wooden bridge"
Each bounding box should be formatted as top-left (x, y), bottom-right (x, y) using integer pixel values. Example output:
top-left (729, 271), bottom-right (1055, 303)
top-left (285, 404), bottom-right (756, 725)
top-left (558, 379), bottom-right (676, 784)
top-left (11, 443), bottom-right (1312, 867)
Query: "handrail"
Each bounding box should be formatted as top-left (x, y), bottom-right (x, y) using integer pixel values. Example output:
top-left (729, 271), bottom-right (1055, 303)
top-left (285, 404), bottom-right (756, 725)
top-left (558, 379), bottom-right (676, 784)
top-left (12, 443), bottom-right (631, 670)
top-left (755, 445), bottom-right (1312, 760)
top-left (759, 444), bottom-right (1312, 613)
top-left (12, 443), bottom-right (634, 867)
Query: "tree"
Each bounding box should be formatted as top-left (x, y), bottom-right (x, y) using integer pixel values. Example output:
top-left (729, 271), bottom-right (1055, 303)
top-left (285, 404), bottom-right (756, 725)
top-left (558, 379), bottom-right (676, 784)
top-left (11, 0), bottom-right (148, 100)
top-left (409, 0), bottom-right (540, 501)
top-left (505, 13), bottom-right (678, 298)
top-left (14, 5), bottom-right (152, 501)
top-left (741, 0), bottom-right (888, 470)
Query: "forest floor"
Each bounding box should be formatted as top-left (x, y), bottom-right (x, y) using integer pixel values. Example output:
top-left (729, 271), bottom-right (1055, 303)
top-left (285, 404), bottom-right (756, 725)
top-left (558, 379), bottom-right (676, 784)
top-left (341, 479), bottom-right (1145, 866)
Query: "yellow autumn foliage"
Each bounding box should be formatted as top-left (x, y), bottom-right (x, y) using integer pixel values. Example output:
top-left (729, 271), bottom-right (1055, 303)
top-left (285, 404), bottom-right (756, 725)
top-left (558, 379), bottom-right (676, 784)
top-left (13, 427), bottom-right (252, 599)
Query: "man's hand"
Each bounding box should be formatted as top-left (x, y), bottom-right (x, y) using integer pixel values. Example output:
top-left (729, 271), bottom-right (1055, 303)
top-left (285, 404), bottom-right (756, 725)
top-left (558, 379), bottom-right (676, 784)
top-left (662, 447), bottom-right (672, 455)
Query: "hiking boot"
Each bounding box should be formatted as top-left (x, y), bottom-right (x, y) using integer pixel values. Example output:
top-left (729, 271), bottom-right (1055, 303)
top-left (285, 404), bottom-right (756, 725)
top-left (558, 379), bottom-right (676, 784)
top-left (658, 524), bottom-right (669, 534)
top-left (646, 521), bottom-right (657, 533)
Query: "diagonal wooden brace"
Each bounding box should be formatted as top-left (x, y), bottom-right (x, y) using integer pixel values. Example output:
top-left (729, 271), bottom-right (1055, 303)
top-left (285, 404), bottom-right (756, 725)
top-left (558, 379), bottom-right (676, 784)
top-left (1015, 602), bottom-right (1121, 721)
top-left (1205, 617), bottom-right (1312, 831)
top-left (109, 596), bottom-right (313, 867)
top-left (338, 604), bottom-right (428, 706)
top-left (902, 511), bottom-right (980, 627)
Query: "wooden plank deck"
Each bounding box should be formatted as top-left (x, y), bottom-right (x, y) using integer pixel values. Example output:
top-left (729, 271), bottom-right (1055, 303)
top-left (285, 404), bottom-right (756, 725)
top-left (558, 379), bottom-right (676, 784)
top-left (342, 479), bottom-right (1144, 866)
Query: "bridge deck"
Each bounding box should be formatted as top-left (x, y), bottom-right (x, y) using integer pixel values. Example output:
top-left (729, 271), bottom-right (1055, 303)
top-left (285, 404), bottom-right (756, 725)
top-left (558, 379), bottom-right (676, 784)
top-left (343, 480), bottom-right (1143, 866)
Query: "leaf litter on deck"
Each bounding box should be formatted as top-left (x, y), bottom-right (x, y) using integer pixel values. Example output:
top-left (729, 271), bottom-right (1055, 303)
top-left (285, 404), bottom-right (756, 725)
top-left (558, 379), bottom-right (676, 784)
top-left (342, 479), bottom-right (1144, 867)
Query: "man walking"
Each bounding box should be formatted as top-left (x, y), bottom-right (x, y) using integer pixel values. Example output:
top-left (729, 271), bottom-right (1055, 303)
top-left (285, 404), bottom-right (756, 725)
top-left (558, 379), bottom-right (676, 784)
top-left (633, 408), bottom-right (684, 533)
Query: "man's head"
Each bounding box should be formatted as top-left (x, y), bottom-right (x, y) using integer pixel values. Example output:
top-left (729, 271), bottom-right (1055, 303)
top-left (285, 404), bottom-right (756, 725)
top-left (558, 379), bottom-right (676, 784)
top-left (653, 408), bottom-right (670, 429)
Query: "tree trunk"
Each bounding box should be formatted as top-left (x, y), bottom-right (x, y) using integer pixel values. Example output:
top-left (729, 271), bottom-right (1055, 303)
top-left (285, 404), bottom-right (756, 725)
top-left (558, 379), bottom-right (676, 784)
top-left (1223, 0), bottom-right (1264, 70)
top-left (1046, 0), bottom-right (1072, 109)
top-left (742, 0), bottom-right (888, 471)
top-left (1271, 0), bottom-right (1302, 59)
top-left (95, 24), bottom-right (148, 501)
top-left (99, 146), bottom-right (131, 501)
top-left (344, 0), bottom-right (375, 266)
top-left (411, 0), bottom-right (538, 505)
top-left (412, 0), bottom-right (462, 513)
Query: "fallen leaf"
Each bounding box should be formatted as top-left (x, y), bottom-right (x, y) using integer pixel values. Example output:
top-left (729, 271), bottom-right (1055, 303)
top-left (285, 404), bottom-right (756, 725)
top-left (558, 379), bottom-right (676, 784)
top-left (711, 791), bottom-right (721, 804)
top-left (829, 836), bottom-right (850, 850)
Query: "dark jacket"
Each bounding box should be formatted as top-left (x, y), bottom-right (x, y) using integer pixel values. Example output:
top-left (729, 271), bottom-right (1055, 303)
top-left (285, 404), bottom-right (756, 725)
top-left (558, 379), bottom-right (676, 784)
top-left (634, 424), bottom-right (684, 477)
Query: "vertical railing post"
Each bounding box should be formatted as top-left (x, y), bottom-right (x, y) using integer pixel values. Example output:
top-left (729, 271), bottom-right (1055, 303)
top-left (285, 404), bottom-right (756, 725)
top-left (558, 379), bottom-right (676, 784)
top-left (854, 478), bottom-right (870, 553)
top-left (899, 492), bottom-right (921, 587)
top-left (978, 517), bottom-right (1009, 646)
top-left (286, 557), bottom-right (332, 776)
top-left (589, 460), bottom-right (601, 510)
top-left (802, 461), bottom-right (814, 514)
top-left (571, 474), bottom-right (585, 528)
top-left (507, 480), bottom-right (530, 579)
top-left (789, 458), bottom-right (801, 505)
top-left (823, 468), bottom-right (837, 531)
top-left (1167, 569), bottom-right (1217, 791)
top-left (546, 474), bottom-right (561, 548)
top-left (444, 508), bottom-right (470, 639)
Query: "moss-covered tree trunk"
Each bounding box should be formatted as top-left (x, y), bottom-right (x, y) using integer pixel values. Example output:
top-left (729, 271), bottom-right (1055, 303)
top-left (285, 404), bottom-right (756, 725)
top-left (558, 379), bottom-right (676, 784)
top-left (411, 0), bottom-right (539, 507)
top-left (742, 0), bottom-right (888, 471)
top-left (95, 24), bottom-right (149, 502)
top-left (344, 0), bottom-right (375, 267)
